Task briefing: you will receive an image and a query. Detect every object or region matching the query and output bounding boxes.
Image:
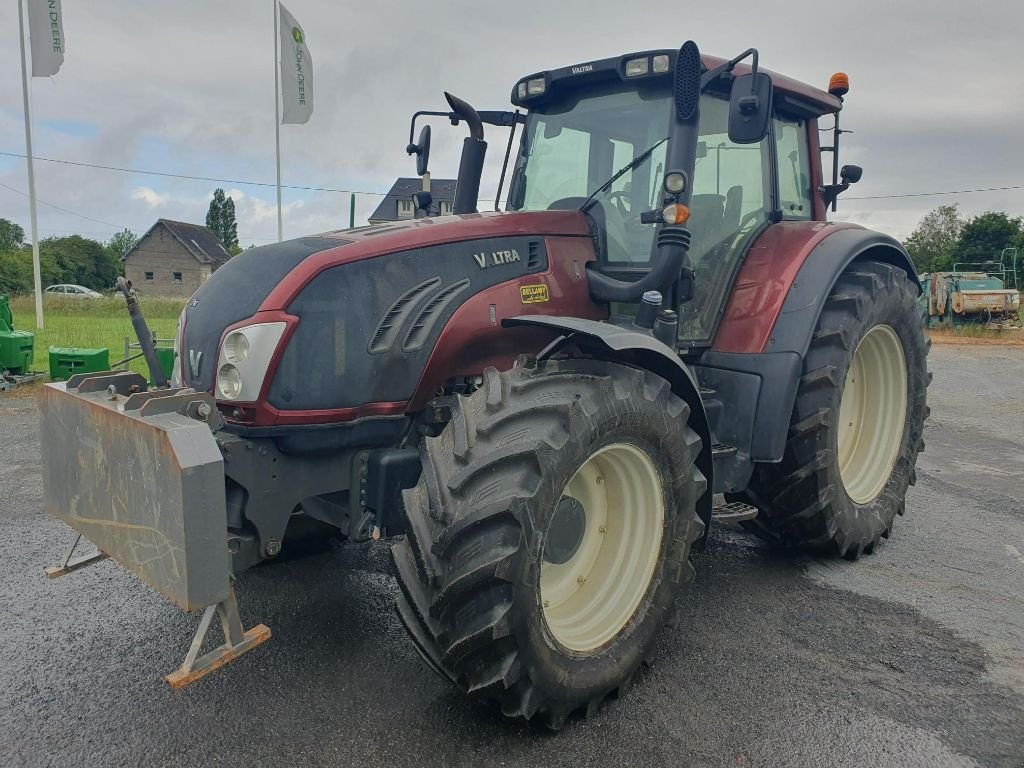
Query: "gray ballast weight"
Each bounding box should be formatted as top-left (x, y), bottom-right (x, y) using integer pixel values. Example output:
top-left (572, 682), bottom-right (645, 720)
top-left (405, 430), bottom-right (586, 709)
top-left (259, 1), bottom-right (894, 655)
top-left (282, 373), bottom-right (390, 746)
top-left (39, 371), bottom-right (229, 612)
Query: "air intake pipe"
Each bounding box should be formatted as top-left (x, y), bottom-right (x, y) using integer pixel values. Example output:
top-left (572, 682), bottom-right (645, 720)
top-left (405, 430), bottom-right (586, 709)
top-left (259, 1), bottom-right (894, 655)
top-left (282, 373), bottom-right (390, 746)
top-left (446, 92), bottom-right (486, 215)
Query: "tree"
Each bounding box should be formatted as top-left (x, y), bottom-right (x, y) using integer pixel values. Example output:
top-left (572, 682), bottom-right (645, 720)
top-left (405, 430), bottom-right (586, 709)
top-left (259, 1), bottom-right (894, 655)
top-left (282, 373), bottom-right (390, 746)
top-left (205, 188), bottom-right (239, 251)
top-left (902, 204), bottom-right (964, 273)
top-left (0, 249), bottom-right (59, 295)
top-left (0, 218), bottom-right (25, 252)
top-left (0, 251), bottom-right (33, 294)
top-left (955, 211), bottom-right (1024, 267)
top-left (106, 228), bottom-right (137, 259)
top-left (38, 235), bottom-right (120, 290)
top-left (222, 196), bottom-right (239, 251)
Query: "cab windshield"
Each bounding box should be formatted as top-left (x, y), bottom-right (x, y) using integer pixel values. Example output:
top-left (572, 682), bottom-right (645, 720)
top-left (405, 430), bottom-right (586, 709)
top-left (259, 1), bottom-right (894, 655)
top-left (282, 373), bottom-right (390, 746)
top-left (509, 84), bottom-right (771, 343)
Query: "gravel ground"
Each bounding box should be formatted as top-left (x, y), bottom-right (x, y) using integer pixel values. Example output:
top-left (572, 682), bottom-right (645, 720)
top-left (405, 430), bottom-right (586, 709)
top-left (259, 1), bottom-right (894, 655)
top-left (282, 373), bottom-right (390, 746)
top-left (1, 343), bottom-right (1022, 768)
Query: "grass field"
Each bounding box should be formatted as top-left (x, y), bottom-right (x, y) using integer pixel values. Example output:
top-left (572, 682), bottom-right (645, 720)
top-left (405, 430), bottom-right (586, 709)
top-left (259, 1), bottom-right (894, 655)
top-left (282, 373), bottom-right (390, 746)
top-left (8, 294), bottom-right (185, 377)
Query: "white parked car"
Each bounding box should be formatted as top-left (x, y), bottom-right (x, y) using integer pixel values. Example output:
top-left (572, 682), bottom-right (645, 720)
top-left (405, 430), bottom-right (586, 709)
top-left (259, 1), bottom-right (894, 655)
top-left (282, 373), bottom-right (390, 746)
top-left (44, 284), bottom-right (103, 299)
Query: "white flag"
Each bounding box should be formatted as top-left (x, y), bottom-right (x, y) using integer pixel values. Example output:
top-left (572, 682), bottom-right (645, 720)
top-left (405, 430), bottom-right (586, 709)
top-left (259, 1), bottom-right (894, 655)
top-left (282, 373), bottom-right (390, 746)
top-left (28, 0), bottom-right (66, 77)
top-left (279, 3), bottom-right (313, 125)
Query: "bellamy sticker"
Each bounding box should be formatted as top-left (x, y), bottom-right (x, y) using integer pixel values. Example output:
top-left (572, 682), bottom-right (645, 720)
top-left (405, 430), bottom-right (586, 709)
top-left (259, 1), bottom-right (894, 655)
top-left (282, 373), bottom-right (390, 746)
top-left (520, 284), bottom-right (549, 304)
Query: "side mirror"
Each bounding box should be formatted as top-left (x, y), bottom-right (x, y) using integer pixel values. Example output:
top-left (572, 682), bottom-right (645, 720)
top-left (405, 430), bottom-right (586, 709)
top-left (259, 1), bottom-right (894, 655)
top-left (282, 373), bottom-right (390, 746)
top-left (840, 164), bottom-right (863, 184)
top-left (728, 72), bottom-right (773, 144)
top-left (406, 125), bottom-right (431, 177)
top-left (412, 190), bottom-right (433, 213)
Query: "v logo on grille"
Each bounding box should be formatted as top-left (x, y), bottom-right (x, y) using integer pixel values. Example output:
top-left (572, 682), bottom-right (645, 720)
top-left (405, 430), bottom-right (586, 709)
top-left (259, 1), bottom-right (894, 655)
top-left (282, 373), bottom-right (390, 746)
top-left (188, 349), bottom-right (203, 379)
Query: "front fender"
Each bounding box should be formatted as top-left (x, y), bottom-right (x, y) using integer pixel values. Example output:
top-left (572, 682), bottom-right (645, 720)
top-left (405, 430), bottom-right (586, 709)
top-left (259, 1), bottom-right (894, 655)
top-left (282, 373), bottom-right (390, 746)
top-left (504, 315), bottom-right (713, 539)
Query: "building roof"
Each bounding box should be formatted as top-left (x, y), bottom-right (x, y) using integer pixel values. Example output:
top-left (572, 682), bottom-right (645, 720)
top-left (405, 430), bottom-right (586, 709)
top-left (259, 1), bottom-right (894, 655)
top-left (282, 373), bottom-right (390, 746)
top-left (122, 219), bottom-right (232, 265)
top-left (368, 178), bottom-right (458, 223)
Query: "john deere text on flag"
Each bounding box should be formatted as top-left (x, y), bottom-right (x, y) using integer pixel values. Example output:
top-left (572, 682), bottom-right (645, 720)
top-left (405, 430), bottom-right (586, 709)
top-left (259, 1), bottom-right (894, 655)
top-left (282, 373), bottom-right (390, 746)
top-left (27, 0), bottom-right (65, 77)
top-left (279, 3), bottom-right (313, 124)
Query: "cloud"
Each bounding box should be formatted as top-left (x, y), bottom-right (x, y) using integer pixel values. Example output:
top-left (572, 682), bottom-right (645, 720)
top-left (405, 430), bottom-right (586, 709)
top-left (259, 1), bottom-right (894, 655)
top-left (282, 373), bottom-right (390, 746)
top-left (131, 186), bottom-right (170, 208)
top-left (234, 192), bottom-right (304, 227)
top-left (0, 0), bottom-right (1021, 247)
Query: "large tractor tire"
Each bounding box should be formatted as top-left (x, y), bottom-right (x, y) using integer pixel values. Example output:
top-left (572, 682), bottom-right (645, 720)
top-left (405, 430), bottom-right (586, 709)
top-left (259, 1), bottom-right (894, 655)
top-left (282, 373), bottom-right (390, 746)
top-left (392, 358), bottom-right (706, 728)
top-left (741, 260), bottom-right (929, 558)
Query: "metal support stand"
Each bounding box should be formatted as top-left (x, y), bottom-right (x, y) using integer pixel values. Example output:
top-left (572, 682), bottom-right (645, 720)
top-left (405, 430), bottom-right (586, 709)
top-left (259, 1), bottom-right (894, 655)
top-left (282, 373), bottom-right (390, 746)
top-left (45, 534), bottom-right (108, 579)
top-left (164, 587), bottom-right (271, 690)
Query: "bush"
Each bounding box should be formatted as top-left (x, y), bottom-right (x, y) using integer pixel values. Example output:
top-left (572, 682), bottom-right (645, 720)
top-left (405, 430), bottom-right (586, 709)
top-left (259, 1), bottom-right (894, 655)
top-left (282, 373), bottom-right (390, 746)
top-left (0, 250), bottom-right (35, 295)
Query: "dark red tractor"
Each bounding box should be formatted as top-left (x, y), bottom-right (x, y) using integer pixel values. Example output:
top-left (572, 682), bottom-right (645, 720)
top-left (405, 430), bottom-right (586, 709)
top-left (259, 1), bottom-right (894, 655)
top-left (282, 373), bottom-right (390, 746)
top-left (38, 41), bottom-right (928, 728)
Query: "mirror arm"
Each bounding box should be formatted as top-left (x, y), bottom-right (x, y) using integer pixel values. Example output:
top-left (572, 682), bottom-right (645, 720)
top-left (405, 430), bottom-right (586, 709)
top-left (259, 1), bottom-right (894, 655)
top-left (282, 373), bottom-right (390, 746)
top-left (820, 182), bottom-right (849, 208)
top-left (494, 111), bottom-right (521, 212)
top-left (408, 110), bottom-right (453, 147)
top-left (409, 108), bottom-right (524, 146)
top-left (701, 48), bottom-right (759, 89)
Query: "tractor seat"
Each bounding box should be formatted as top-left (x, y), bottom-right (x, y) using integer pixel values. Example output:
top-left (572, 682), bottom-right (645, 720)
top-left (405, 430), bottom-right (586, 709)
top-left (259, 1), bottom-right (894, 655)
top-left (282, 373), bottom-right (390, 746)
top-left (687, 194), bottom-right (726, 263)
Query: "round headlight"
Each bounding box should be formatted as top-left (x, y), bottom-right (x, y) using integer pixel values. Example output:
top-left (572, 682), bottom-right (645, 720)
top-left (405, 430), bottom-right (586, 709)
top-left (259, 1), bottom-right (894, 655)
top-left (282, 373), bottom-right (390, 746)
top-left (217, 363), bottom-right (243, 400)
top-left (664, 172), bottom-right (686, 194)
top-left (223, 331), bottom-right (249, 364)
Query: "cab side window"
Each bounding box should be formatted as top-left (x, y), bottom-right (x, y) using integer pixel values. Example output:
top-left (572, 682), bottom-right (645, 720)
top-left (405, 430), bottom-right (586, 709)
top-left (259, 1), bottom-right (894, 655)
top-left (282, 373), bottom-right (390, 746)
top-left (774, 116), bottom-right (813, 220)
top-left (521, 124), bottom-right (592, 210)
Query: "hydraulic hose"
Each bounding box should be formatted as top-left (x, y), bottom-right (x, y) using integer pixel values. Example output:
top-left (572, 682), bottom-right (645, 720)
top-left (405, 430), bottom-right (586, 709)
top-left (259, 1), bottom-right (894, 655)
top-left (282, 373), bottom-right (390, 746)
top-left (117, 277), bottom-right (168, 388)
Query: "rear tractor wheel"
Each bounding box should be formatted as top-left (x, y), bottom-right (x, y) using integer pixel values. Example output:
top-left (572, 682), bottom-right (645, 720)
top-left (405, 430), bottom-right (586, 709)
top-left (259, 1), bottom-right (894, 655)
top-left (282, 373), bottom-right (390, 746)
top-left (392, 358), bottom-right (706, 728)
top-left (741, 260), bottom-right (929, 558)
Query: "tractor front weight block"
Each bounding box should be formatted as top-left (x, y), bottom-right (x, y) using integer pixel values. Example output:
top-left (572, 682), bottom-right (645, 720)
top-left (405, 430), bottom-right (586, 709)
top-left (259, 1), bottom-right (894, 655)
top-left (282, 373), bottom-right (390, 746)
top-left (38, 371), bottom-right (270, 687)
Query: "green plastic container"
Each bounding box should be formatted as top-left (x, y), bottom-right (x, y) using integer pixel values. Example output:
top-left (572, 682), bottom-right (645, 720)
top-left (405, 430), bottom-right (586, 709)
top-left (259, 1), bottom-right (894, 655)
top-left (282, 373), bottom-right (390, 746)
top-left (153, 347), bottom-right (176, 386)
top-left (0, 294), bottom-right (35, 375)
top-left (48, 346), bottom-right (110, 381)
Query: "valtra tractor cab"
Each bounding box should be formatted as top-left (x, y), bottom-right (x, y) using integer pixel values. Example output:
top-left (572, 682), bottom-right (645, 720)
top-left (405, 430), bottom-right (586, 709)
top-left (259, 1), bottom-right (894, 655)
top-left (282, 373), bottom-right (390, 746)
top-left (39, 42), bottom-right (928, 726)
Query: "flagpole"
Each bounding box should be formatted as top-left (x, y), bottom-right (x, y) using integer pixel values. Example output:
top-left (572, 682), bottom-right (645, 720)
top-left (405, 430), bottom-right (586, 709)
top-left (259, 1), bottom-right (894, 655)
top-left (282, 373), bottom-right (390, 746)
top-left (273, 0), bottom-right (283, 242)
top-left (17, 0), bottom-right (44, 330)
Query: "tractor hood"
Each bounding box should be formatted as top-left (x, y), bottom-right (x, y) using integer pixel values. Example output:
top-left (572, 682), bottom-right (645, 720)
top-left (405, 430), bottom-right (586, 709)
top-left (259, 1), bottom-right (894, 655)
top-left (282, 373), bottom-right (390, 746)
top-left (179, 210), bottom-right (591, 425)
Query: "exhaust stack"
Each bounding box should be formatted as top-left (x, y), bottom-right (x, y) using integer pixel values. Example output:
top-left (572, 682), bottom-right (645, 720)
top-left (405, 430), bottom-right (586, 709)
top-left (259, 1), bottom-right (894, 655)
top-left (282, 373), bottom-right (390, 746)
top-left (445, 92), bottom-right (487, 215)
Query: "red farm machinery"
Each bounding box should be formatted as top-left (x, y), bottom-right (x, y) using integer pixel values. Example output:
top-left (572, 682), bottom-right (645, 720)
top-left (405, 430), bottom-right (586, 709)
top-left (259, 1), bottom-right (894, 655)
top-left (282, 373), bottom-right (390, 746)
top-left (38, 41), bottom-right (928, 728)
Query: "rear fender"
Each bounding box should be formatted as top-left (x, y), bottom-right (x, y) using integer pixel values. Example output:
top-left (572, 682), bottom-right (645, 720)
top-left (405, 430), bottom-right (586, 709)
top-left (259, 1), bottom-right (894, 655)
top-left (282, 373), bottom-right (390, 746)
top-left (700, 228), bottom-right (919, 466)
top-left (503, 315), bottom-right (713, 536)
top-left (764, 229), bottom-right (920, 357)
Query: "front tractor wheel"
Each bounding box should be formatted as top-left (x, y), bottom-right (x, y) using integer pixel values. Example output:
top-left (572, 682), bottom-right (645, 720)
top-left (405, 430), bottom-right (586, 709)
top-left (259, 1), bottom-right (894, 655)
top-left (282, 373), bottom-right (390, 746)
top-left (742, 260), bottom-right (929, 558)
top-left (392, 359), bottom-right (706, 728)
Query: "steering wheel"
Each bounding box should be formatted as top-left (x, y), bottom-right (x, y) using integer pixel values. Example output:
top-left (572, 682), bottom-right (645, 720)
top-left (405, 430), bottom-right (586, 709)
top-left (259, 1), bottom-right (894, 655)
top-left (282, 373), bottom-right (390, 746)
top-left (606, 190), bottom-right (631, 218)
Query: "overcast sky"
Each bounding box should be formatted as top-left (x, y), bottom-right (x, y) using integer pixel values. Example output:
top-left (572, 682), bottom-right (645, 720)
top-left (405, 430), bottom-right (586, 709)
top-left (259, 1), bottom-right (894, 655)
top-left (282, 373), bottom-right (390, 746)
top-left (1, 0), bottom-right (1021, 247)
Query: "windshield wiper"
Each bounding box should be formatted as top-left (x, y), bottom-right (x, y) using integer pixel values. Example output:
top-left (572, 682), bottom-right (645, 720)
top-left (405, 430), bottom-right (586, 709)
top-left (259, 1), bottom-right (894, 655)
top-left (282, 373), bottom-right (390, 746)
top-left (580, 137), bottom-right (667, 212)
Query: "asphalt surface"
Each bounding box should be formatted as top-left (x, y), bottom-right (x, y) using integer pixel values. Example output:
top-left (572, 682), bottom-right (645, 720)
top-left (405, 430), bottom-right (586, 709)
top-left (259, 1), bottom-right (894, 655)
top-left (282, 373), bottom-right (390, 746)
top-left (1, 343), bottom-right (1022, 767)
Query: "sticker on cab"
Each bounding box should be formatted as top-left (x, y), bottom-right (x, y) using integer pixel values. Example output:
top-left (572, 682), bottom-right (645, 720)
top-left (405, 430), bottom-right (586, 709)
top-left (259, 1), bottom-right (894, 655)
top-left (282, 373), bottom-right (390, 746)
top-left (520, 284), bottom-right (549, 304)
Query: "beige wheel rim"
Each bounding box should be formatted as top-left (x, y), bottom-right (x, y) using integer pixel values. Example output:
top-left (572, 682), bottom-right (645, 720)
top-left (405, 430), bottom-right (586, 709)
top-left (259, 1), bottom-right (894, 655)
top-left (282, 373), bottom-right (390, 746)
top-left (837, 324), bottom-right (908, 504)
top-left (540, 443), bottom-right (664, 652)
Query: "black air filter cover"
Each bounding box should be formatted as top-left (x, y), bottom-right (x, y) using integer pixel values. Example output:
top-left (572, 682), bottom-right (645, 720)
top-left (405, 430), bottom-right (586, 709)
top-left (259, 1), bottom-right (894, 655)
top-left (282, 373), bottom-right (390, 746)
top-left (673, 41), bottom-right (702, 122)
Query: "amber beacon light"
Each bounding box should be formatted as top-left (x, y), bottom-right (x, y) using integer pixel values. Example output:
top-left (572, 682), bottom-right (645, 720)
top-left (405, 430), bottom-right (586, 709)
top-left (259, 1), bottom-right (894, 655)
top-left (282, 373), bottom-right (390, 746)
top-left (828, 72), bottom-right (850, 98)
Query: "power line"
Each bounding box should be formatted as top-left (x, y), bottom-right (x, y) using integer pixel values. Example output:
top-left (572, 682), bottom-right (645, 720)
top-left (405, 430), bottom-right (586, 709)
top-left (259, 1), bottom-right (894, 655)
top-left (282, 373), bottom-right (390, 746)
top-left (0, 179), bottom-right (128, 229)
top-left (5, 147), bottom-right (1019, 217)
top-left (0, 149), bottom-right (514, 201)
top-left (0, 149), bottom-right (391, 196)
top-left (845, 184), bottom-right (1024, 201)
top-left (0, 179), bottom-right (286, 242)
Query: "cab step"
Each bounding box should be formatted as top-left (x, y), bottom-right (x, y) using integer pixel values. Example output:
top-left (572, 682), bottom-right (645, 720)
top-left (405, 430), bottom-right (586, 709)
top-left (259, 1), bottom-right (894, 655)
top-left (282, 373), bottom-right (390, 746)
top-left (711, 443), bottom-right (737, 458)
top-left (711, 500), bottom-right (758, 523)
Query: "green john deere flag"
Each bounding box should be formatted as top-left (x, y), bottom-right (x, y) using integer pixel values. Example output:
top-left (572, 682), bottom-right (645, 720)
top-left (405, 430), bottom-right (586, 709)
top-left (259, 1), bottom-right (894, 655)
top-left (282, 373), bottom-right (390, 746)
top-left (28, 0), bottom-right (66, 77)
top-left (279, 3), bottom-right (313, 124)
